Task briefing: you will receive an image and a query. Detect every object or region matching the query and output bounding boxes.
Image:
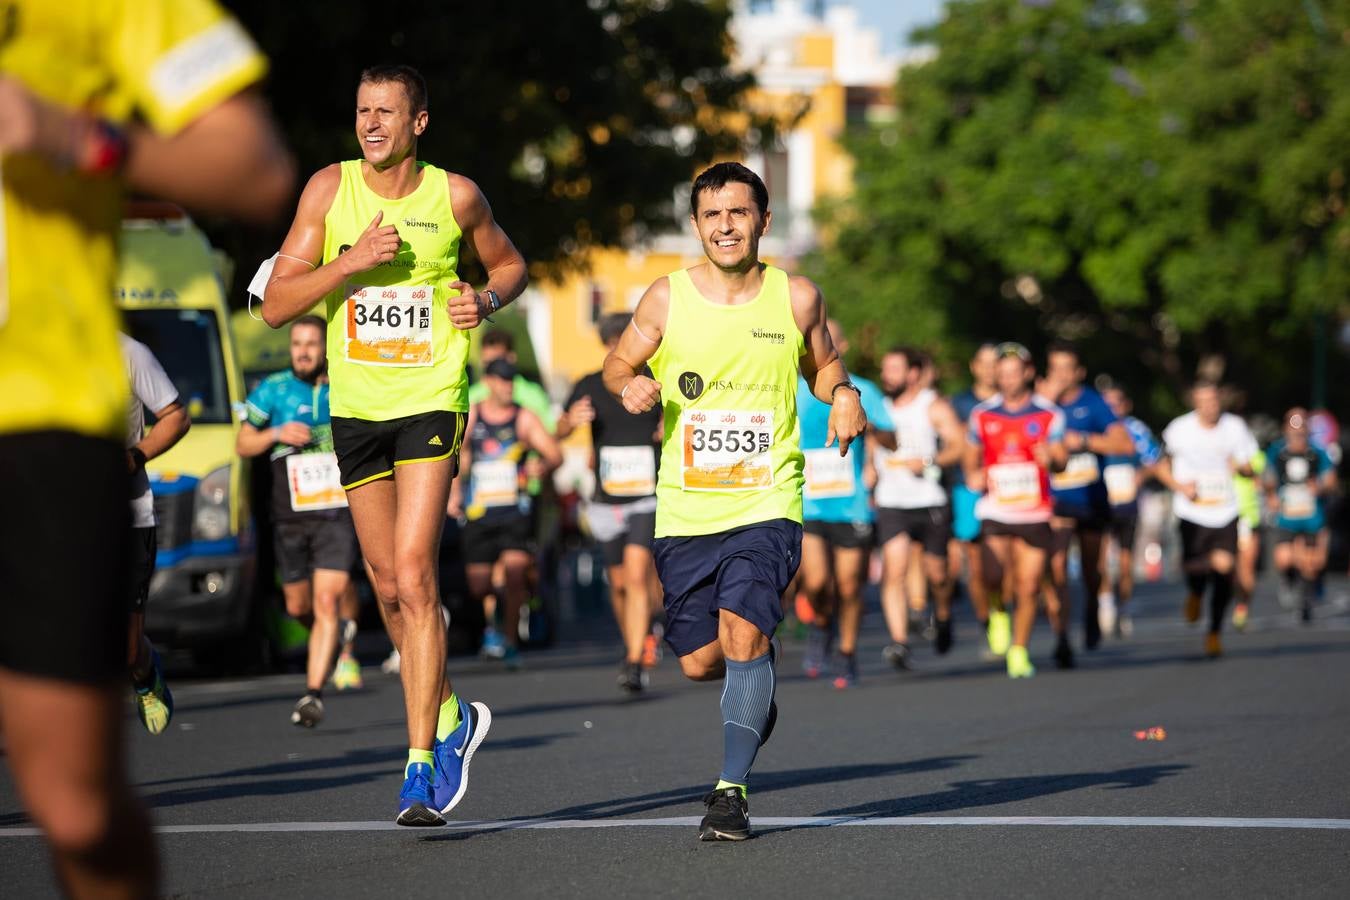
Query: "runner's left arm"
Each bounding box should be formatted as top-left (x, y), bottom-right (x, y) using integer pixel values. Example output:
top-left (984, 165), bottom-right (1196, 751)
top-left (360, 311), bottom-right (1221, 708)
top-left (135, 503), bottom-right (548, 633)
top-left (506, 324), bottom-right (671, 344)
top-left (520, 409), bottom-right (564, 473)
top-left (446, 175), bottom-right (528, 330)
top-left (126, 339), bottom-right (190, 467)
top-left (931, 398), bottom-right (968, 468)
top-left (790, 276), bottom-right (865, 455)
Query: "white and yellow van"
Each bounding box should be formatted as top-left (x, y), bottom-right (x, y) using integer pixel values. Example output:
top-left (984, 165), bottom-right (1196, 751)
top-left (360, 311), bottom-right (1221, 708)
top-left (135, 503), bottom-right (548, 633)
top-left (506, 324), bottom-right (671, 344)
top-left (116, 204), bottom-right (259, 659)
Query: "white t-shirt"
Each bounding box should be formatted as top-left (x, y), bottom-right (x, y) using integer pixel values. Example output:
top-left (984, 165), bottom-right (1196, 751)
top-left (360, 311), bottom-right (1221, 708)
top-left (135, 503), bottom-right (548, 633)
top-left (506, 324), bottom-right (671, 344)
top-left (1161, 411), bottom-right (1258, 528)
top-left (121, 334), bottom-right (179, 529)
top-left (874, 389), bottom-right (947, 509)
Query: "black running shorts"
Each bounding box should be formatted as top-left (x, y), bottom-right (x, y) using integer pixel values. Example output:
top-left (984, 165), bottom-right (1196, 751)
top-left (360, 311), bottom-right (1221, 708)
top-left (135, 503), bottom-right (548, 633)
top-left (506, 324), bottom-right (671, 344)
top-left (275, 514), bottom-right (359, 584)
top-left (461, 512), bottom-right (536, 566)
top-left (803, 519), bottom-right (874, 550)
top-left (1179, 518), bottom-right (1239, 563)
top-left (875, 506), bottom-right (951, 557)
top-left (0, 432), bottom-right (129, 684)
top-left (332, 411), bottom-right (467, 490)
top-left (128, 526), bottom-right (157, 614)
top-left (982, 519), bottom-right (1055, 552)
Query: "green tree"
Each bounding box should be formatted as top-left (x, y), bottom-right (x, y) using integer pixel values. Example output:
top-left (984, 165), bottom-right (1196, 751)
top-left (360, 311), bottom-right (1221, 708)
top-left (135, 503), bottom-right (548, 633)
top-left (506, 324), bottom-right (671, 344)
top-left (214, 0), bottom-right (756, 288)
top-left (810, 0), bottom-right (1350, 421)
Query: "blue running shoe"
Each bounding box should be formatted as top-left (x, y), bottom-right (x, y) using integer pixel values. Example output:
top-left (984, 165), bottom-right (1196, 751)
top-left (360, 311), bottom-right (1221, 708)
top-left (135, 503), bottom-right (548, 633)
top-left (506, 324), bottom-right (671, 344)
top-left (397, 762), bottom-right (444, 826)
top-left (433, 699), bottom-right (493, 815)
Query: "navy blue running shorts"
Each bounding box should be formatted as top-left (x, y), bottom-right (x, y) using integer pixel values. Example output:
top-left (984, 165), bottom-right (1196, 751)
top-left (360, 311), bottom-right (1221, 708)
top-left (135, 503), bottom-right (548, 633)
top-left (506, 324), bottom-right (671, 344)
top-left (652, 518), bottom-right (802, 658)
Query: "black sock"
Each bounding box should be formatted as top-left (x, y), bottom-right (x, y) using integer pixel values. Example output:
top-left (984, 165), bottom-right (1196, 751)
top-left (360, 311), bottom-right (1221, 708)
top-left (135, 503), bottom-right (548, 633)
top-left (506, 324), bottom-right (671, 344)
top-left (1209, 573), bottom-right (1233, 634)
top-left (1283, 567), bottom-right (1298, 587)
top-left (306, 688), bottom-right (323, 701)
top-left (1301, 576), bottom-right (1318, 605)
top-left (1186, 573), bottom-right (1207, 596)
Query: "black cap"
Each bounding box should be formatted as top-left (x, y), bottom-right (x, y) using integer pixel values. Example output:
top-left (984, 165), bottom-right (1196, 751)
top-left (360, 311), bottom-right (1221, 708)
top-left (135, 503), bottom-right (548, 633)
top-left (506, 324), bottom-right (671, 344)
top-left (484, 358), bottom-right (517, 380)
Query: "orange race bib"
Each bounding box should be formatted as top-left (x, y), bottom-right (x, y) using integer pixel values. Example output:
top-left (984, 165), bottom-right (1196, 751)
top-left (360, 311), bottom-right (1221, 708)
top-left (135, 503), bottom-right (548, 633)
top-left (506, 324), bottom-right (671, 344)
top-left (344, 283), bottom-right (435, 366)
top-left (680, 409), bottom-right (774, 492)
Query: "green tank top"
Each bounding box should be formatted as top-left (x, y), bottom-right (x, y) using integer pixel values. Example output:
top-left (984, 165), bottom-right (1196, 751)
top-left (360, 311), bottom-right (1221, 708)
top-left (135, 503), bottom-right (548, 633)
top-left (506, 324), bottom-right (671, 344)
top-left (322, 160), bottom-right (468, 420)
top-left (648, 265), bottom-right (805, 537)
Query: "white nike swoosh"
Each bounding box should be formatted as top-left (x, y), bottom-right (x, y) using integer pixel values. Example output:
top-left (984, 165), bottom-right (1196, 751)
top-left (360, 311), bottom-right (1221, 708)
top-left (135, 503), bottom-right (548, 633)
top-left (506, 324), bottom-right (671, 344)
top-left (454, 711), bottom-right (471, 757)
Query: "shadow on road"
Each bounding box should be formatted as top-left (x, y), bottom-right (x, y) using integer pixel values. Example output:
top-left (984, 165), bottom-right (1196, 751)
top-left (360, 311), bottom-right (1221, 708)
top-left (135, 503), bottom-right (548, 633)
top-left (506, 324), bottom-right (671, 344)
top-left (809, 763), bottom-right (1188, 819)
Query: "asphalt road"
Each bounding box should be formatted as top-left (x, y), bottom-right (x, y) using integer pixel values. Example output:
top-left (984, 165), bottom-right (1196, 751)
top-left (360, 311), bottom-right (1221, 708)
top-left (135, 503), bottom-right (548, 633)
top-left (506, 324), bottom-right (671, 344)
top-left (4, 576), bottom-right (1349, 899)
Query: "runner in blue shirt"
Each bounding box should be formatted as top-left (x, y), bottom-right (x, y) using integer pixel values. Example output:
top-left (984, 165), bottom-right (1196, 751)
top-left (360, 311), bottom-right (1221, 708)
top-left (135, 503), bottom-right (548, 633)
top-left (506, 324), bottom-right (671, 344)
top-left (796, 321), bottom-right (895, 688)
top-left (1099, 386), bottom-right (1162, 637)
top-left (237, 315), bottom-right (361, 728)
top-left (1039, 342), bottom-right (1133, 665)
top-left (1264, 408), bottom-right (1338, 622)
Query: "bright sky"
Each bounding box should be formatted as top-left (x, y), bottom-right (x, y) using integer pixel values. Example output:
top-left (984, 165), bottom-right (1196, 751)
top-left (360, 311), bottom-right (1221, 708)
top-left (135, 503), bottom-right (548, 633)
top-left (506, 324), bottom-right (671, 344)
top-left (830, 0), bottom-right (946, 51)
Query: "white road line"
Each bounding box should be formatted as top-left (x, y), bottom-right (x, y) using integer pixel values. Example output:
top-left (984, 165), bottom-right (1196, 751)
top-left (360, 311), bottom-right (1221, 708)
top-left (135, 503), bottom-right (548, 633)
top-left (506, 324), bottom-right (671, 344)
top-left (2, 816), bottom-right (1348, 837)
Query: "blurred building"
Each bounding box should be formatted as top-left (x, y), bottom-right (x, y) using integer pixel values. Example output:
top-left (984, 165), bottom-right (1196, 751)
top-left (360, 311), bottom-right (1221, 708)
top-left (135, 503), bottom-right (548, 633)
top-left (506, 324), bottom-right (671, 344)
top-left (518, 0), bottom-right (905, 400)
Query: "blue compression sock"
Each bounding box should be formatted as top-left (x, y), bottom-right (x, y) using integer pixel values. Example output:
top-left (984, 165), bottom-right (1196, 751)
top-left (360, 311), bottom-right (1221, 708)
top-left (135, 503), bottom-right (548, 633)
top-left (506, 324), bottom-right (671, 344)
top-left (719, 651), bottom-right (775, 786)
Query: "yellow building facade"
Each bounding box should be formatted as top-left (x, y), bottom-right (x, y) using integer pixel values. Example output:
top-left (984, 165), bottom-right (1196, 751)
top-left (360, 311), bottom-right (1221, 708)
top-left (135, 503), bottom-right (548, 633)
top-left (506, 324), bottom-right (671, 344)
top-left (518, 0), bottom-right (902, 403)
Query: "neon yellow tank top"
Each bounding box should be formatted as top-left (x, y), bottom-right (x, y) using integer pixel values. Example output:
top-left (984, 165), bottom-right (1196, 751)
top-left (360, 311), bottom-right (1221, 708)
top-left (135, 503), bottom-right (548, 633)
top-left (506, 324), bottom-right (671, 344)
top-left (322, 160), bottom-right (468, 420)
top-left (648, 266), bottom-right (805, 538)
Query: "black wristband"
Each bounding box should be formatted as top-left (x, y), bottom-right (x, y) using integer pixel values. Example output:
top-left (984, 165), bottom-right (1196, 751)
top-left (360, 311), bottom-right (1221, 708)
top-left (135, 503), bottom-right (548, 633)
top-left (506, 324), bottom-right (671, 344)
top-left (128, 446), bottom-right (148, 470)
top-left (831, 381), bottom-right (862, 401)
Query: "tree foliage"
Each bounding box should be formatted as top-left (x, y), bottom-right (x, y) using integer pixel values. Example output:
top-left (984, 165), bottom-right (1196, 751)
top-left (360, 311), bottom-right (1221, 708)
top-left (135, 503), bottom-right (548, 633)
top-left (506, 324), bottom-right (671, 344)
top-left (809, 0), bottom-right (1350, 419)
top-left (214, 0), bottom-right (756, 288)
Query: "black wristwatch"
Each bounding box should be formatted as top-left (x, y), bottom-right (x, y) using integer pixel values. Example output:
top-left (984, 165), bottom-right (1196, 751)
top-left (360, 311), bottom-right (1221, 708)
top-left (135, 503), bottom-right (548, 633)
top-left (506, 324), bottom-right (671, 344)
top-left (483, 289), bottom-right (502, 314)
top-left (128, 446), bottom-right (148, 471)
top-left (831, 381), bottom-right (862, 402)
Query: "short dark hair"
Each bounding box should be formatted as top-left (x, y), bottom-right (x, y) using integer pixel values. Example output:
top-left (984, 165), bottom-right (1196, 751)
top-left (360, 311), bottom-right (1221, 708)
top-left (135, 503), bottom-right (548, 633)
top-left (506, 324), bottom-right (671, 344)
top-left (481, 328), bottom-right (514, 352)
top-left (291, 314), bottom-right (326, 338)
top-left (359, 64), bottom-right (428, 113)
top-left (598, 312), bottom-right (631, 346)
top-left (885, 345), bottom-right (920, 370)
top-left (690, 162), bottom-right (769, 217)
top-left (1045, 339), bottom-right (1081, 364)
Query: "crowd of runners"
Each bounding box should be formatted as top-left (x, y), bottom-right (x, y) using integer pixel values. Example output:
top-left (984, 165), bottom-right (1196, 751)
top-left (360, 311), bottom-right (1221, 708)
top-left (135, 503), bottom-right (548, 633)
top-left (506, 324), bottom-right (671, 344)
top-left (4, 9), bottom-right (1348, 889)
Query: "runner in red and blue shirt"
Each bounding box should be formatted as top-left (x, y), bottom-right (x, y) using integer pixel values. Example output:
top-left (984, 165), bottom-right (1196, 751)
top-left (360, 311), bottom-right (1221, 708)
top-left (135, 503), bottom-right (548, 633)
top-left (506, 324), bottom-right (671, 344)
top-left (965, 343), bottom-right (1066, 679)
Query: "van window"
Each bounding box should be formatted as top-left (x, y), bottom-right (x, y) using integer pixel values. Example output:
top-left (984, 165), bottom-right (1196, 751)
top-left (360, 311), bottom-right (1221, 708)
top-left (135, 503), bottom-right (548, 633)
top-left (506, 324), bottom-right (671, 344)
top-left (124, 308), bottom-right (231, 424)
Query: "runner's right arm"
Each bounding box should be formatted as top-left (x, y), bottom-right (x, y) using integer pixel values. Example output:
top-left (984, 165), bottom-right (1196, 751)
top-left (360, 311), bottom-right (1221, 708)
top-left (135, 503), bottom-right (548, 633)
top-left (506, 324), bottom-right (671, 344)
top-left (604, 277), bottom-right (670, 413)
top-left (261, 167), bottom-right (404, 327)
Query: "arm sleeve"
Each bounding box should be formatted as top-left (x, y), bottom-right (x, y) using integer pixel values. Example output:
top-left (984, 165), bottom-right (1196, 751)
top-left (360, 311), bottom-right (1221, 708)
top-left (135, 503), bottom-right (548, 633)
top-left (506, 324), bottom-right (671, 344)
top-left (128, 341), bottom-right (179, 415)
top-left (1231, 420), bottom-right (1259, 464)
top-left (244, 380), bottom-right (272, 428)
top-left (113, 0), bottom-right (269, 135)
top-left (1161, 420), bottom-right (1179, 457)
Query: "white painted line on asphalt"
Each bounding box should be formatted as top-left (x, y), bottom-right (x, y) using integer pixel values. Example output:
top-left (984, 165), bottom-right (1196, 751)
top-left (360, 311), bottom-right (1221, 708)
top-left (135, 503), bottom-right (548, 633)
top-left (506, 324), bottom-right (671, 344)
top-left (2, 816), bottom-right (1349, 837)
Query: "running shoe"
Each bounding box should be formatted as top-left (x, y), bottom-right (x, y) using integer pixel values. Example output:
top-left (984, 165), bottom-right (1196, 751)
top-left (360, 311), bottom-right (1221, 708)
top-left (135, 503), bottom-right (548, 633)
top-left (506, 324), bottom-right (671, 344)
top-left (339, 617), bottom-right (359, 648)
top-left (832, 652), bottom-right (859, 690)
top-left (699, 787), bottom-right (750, 841)
top-left (641, 631), bottom-right (662, 669)
top-left (618, 661), bottom-right (645, 694)
top-left (1204, 633), bottom-right (1223, 658)
top-left (882, 642), bottom-right (911, 671)
top-left (290, 693), bottom-right (324, 728)
top-left (1277, 581), bottom-right (1298, 610)
top-left (1232, 602), bottom-right (1250, 631)
top-left (934, 618), bottom-right (953, 655)
top-left (1098, 593), bottom-right (1118, 638)
top-left (397, 762), bottom-right (445, 826)
top-left (381, 648), bottom-right (401, 675)
top-left (1006, 644), bottom-right (1035, 679)
top-left (1184, 591), bottom-right (1202, 623)
top-left (1300, 601), bottom-right (1313, 624)
top-left (133, 648), bottom-right (173, 736)
top-left (502, 645), bottom-right (522, 671)
top-left (803, 626), bottom-right (829, 678)
top-left (332, 655), bottom-right (363, 691)
top-left (432, 698), bottom-right (492, 815)
top-left (1117, 613), bottom-right (1134, 639)
top-left (986, 609), bottom-right (1011, 658)
top-left (481, 627), bottom-right (506, 659)
top-left (1053, 635), bottom-right (1075, 670)
top-left (921, 613), bottom-right (938, 643)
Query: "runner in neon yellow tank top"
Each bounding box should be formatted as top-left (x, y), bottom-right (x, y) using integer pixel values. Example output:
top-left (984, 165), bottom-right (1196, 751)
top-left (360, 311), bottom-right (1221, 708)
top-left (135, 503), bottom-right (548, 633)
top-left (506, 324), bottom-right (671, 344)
top-left (604, 162), bottom-right (868, 842)
top-left (260, 65), bottom-right (527, 827)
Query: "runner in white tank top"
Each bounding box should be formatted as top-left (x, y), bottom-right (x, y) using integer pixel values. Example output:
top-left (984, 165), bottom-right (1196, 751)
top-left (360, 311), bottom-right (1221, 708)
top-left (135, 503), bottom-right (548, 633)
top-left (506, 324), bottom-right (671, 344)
top-left (872, 348), bottom-right (967, 666)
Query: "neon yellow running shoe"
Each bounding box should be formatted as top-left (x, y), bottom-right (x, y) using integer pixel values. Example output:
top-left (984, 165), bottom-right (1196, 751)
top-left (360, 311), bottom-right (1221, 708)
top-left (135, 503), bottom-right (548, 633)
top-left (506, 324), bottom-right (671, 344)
top-left (134, 648), bottom-right (174, 735)
top-left (987, 609), bottom-right (1012, 658)
top-left (332, 655), bottom-right (363, 691)
top-left (1006, 644), bottom-right (1035, 679)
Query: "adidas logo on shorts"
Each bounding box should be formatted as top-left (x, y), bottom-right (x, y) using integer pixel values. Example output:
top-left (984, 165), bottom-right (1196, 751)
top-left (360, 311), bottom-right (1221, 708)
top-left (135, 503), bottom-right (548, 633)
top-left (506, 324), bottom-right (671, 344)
top-left (428, 435), bottom-right (443, 447)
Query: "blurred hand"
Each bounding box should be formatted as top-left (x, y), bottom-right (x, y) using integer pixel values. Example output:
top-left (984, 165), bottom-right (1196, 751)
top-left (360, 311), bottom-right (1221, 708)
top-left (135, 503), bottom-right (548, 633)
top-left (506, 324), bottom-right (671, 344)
top-left (0, 77), bottom-right (44, 156)
top-left (968, 469), bottom-right (988, 493)
top-left (566, 396), bottom-right (595, 428)
top-left (622, 375), bottom-right (661, 414)
top-left (1031, 442), bottom-right (1050, 469)
top-left (339, 211), bottom-right (401, 276)
top-left (447, 492), bottom-right (464, 519)
top-left (276, 422), bottom-right (312, 447)
top-left (1179, 481), bottom-right (1199, 502)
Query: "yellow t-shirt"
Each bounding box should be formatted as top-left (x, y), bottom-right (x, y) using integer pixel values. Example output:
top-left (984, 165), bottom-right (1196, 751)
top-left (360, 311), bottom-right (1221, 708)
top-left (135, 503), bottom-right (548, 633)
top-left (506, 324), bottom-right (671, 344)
top-left (648, 266), bottom-right (805, 537)
top-left (0, 0), bottom-right (267, 439)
